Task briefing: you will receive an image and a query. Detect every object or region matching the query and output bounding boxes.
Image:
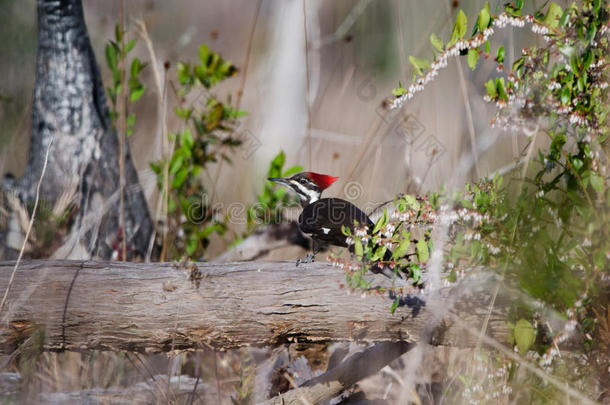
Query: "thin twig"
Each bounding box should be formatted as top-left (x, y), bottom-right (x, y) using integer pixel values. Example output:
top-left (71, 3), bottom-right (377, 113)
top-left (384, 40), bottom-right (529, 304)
top-left (136, 20), bottom-right (169, 262)
top-left (235, 0), bottom-right (262, 111)
top-left (118, 0), bottom-right (128, 261)
top-left (125, 353), bottom-right (160, 404)
top-left (283, 372), bottom-right (313, 405)
top-left (455, 61), bottom-right (481, 179)
top-left (475, 124), bottom-right (539, 352)
top-left (187, 352), bottom-right (202, 405)
top-left (213, 352), bottom-right (222, 405)
top-left (303, 0), bottom-right (313, 169)
top-left (450, 312), bottom-right (598, 405)
top-left (0, 135), bottom-right (55, 315)
top-left (344, 5), bottom-right (446, 184)
top-left (134, 19), bottom-right (165, 262)
top-left (209, 0), bottom-right (262, 207)
top-left (314, 0), bottom-right (373, 48)
top-left (160, 73), bottom-right (174, 262)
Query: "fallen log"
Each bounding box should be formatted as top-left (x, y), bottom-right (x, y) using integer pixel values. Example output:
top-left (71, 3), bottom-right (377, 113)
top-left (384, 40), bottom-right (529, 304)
top-left (0, 260), bottom-right (510, 354)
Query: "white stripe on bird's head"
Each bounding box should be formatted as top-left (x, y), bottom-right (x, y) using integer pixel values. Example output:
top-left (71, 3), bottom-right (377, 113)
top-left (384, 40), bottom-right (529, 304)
top-left (290, 180), bottom-right (321, 205)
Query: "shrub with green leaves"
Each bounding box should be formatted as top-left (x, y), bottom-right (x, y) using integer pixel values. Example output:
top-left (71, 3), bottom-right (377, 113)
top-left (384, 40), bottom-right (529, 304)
top-left (105, 24), bottom-right (146, 136)
top-left (341, 1), bottom-right (608, 401)
top-left (149, 44), bottom-right (247, 260)
top-left (246, 151), bottom-right (302, 231)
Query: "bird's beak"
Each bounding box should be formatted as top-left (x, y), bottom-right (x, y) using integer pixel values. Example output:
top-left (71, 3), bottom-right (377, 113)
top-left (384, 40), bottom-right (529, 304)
top-left (268, 177), bottom-right (290, 187)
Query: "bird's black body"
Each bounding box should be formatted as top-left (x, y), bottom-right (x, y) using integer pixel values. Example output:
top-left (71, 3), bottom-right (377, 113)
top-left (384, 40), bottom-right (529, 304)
top-left (298, 197), bottom-right (372, 249)
top-left (268, 172), bottom-right (399, 279)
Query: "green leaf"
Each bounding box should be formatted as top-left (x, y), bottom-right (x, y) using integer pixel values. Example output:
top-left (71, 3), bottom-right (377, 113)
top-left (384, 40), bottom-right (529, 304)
top-left (130, 58), bottom-right (142, 77)
top-left (199, 44), bottom-right (210, 65)
top-left (478, 6), bottom-right (491, 32)
top-left (282, 165), bottom-right (303, 177)
top-left (114, 23), bottom-right (123, 43)
top-left (373, 209), bottom-right (388, 234)
top-left (589, 172), bottom-right (604, 193)
top-left (504, 2), bottom-right (522, 16)
top-left (467, 49), bottom-right (479, 70)
top-left (371, 245), bottom-right (387, 261)
top-left (354, 239), bottom-right (363, 259)
top-left (392, 232), bottom-right (411, 259)
top-left (496, 77), bottom-right (507, 100)
top-left (126, 39), bottom-right (137, 53)
top-left (514, 319), bottom-right (536, 354)
top-left (496, 46), bottom-right (505, 64)
top-left (168, 198), bottom-right (177, 213)
top-left (410, 263), bottom-right (422, 283)
top-left (181, 129), bottom-right (194, 150)
top-left (172, 167), bottom-right (189, 188)
top-left (169, 154), bottom-right (184, 175)
top-left (409, 56), bottom-right (430, 76)
top-left (105, 43), bottom-right (118, 71)
top-left (341, 225), bottom-right (352, 236)
top-left (545, 2), bottom-right (563, 28)
top-left (129, 85), bottom-right (145, 102)
top-left (416, 239), bottom-right (429, 262)
top-left (271, 151), bottom-right (286, 171)
top-left (403, 194), bottom-right (420, 211)
top-left (186, 235), bottom-right (198, 256)
top-left (126, 113), bottom-right (136, 131)
top-left (430, 33), bottom-right (444, 52)
top-left (485, 79), bottom-right (497, 98)
top-left (390, 297), bottom-right (399, 314)
top-left (512, 57), bottom-right (525, 74)
top-left (392, 87), bottom-right (407, 97)
top-left (449, 10), bottom-right (468, 46)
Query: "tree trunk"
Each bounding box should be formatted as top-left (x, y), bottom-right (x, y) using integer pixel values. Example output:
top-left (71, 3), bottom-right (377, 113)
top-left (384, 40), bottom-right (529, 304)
top-left (0, 260), bottom-right (511, 354)
top-left (0, 0), bottom-right (155, 260)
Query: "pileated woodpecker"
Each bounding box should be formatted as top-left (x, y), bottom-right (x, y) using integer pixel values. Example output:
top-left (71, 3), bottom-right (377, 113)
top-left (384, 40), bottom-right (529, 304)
top-left (268, 172), bottom-right (401, 279)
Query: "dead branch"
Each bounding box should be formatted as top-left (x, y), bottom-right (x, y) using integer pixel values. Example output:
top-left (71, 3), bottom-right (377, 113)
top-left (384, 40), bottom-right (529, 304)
top-left (262, 342), bottom-right (415, 405)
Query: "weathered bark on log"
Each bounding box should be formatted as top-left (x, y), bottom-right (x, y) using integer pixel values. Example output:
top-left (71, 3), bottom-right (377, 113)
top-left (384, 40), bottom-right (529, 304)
top-left (0, 0), bottom-right (156, 260)
top-left (0, 260), bottom-right (510, 354)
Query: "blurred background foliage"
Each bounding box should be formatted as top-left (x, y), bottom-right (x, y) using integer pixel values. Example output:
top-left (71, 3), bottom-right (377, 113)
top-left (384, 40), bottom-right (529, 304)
top-left (0, 0), bottom-right (552, 259)
top-left (0, 0), bottom-right (607, 403)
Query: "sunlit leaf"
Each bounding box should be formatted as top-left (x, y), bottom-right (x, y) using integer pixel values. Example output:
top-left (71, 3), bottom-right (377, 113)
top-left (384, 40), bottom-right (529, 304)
top-left (409, 56), bottom-right (430, 76)
top-left (478, 5), bottom-right (491, 32)
top-left (430, 33), bottom-right (444, 52)
top-left (514, 319), bottom-right (536, 354)
top-left (467, 48), bottom-right (479, 70)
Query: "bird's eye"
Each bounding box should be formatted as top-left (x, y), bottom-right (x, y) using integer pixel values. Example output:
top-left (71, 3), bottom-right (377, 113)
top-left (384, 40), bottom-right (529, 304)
top-left (299, 178), bottom-right (306, 184)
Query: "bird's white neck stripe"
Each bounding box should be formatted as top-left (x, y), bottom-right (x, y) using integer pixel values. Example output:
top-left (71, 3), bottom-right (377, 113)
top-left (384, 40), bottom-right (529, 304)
top-left (291, 181), bottom-right (320, 204)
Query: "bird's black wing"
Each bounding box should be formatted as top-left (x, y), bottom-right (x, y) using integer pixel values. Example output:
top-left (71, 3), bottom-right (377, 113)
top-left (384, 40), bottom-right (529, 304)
top-left (298, 198), bottom-right (374, 247)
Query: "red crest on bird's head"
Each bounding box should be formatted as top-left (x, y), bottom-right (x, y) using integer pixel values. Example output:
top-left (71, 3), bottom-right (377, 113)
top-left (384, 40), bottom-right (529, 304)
top-left (306, 172), bottom-right (339, 190)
